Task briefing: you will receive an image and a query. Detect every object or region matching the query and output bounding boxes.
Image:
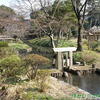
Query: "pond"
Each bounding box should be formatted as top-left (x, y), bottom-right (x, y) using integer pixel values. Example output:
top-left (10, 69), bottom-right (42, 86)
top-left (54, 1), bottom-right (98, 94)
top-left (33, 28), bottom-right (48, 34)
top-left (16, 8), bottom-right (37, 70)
top-left (64, 73), bottom-right (100, 95)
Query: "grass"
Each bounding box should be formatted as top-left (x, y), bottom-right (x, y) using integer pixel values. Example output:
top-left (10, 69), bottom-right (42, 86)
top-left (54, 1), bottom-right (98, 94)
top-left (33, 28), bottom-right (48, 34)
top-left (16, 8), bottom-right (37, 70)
top-left (22, 91), bottom-right (73, 100)
top-left (8, 42), bottom-right (30, 50)
top-left (57, 39), bottom-right (77, 47)
top-left (29, 38), bottom-right (77, 48)
top-left (29, 38), bottom-right (51, 47)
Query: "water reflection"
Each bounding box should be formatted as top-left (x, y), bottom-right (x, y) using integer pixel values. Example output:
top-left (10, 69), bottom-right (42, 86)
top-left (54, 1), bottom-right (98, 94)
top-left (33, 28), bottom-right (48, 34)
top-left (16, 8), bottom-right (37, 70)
top-left (64, 74), bottom-right (100, 95)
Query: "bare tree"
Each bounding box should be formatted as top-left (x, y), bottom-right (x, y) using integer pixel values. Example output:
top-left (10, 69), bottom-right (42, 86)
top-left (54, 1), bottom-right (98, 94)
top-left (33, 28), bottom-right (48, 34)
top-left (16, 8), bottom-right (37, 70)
top-left (71, 0), bottom-right (89, 51)
top-left (15, 0), bottom-right (66, 48)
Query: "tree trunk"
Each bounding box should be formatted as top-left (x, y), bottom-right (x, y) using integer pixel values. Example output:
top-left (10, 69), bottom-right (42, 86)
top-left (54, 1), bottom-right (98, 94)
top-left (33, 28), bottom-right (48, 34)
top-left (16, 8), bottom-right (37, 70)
top-left (49, 34), bottom-right (55, 48)
top-left (77, 20), bottom-right (83, 51)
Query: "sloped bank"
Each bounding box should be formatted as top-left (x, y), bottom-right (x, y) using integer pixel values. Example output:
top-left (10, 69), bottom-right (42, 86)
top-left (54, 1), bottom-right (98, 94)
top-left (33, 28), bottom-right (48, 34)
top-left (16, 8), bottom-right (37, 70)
top-left (46, 77), bottom-right (99, 100)
top-left (0, 76), bottom-right (99, 100)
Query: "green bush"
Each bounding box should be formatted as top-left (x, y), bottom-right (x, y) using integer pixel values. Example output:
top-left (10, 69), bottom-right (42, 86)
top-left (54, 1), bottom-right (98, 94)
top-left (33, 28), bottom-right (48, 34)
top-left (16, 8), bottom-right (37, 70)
top-left (90, 41), bottom-right (99, 50)
top-left (57, 39), bottom-right (76, 47)
top-left (0, 55), bottom-right (23, 77)
top-left (95, 46), bottom-right (100, 52)
top-left (29, 38), bottom-right (51, 47)
top-left (82, 51), bottom-right (97, 65)
top-left (36, 70), bottom-right (51, 92)
top-left (73, 52), bottom-right (83, 63)
top-left (24, 54), bottom-right (51, 80)
top-left (73, 50), bottom-right (98, 65)
top-left (8, 43), bottom-right (30, 50)
top-left (0, 41), bottom-right (8, 47)
top-left (83, 39), bottom-right (88, 50)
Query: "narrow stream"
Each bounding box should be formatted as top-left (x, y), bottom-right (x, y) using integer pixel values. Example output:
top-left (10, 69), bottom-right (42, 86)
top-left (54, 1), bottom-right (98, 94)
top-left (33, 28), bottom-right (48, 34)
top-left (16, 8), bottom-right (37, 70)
top-left (64, 74), bottom-right (100, 95)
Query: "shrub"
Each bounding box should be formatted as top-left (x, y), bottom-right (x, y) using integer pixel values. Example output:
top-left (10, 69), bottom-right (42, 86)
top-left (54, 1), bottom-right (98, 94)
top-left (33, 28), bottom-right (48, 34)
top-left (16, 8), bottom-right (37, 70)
top-left (82, 51), bottom-right (98, 65)
top-left (83, 39), bottom-right (88, 50)
top-left (8, 43), bottom-right (30, 50)
top-left (0, 41), bottom-right (8, 47)
top-left (73, 52), bottom-right (83, 63)
top-left (90, 41), bottom-right (99, 50)
top-left (57, 39), bottom-right (76, 47)
top-left (0, 55), bottom-right (22, 77)
top-left (36, 70), bottom-right (51, 92)
top-left (73, 50), bottom-right (98, 65)
top-left (0, 47), bottom-right (16, 59)
top-left (24, 54), bottom-right (51, 80)
top-left (29, 38), bottom-right (51, 47)
top-left (95, 46), bottom-right (100, 52)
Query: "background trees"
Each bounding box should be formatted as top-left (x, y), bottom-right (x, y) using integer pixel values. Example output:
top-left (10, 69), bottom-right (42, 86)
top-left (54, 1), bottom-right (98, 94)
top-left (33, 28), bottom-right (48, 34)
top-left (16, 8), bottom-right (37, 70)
top-left (86, 0), bottom-right (100, 28)
top-left (70, 0), bottom-right (89, 51)
top-left (15, 0), bottom-right (77, 48)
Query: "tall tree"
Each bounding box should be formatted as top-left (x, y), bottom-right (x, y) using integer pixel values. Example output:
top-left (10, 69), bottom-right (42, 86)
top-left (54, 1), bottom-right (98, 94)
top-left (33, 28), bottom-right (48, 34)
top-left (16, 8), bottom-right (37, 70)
top-left (71, 0), bottom-right (89, 51)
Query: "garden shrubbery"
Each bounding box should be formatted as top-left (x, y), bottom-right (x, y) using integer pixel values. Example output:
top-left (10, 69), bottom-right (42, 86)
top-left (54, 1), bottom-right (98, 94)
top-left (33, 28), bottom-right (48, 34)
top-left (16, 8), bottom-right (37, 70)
top-left (24, 54), bottom-right (51, 80)
top-left (36, 70), bottom-right (51, 92)
top-left (73, 50), bottom-right (99, 65)
top-left (0, 55), bottom-right (23, 78)
top-left (0, 47), bottom-right (16, 58)
top-left (90, 41), bottom-right (99, 50)
top-left (0, 41), bottom-right (8, 47)
top-left (57, 39), bottom-right (77, 47)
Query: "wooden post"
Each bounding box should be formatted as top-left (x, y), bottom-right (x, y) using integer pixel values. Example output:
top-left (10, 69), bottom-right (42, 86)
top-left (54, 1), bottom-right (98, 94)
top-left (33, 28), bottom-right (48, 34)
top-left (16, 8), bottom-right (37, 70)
top-left (69, 51), bottom-right (73, 67)
top-left (57, 52), bottom-right (63, 70)
top-left (65, 53), bottom-right (68, 68)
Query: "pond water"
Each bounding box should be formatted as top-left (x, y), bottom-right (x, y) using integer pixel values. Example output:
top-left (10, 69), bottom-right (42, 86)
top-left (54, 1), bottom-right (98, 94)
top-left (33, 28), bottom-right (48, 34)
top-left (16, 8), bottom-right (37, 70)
top-left (64, 73), bottom-right (100, 95)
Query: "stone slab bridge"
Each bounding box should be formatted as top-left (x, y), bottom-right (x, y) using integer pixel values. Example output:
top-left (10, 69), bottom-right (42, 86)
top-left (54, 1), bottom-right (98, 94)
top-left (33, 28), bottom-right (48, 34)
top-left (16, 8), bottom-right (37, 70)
top-left (53, 47), bottom-right (77, 71)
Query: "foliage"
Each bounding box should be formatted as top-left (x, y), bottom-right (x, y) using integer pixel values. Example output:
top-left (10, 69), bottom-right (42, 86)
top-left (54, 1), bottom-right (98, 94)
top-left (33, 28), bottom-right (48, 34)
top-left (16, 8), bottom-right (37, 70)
top-left (28, 38), bottom-right (54, 58)
top-left (22, 91), bottom-right (73, 100)
top-left (57, 39), bottom-right (77, 47)
top-left (29, 38), bottom-right (51, 47)
top-left (0, 55), bottom-right (22, 77)
top-left (8, 42), bottom-right (30, 50)
top-left (0, 24), bottom-right (6, 34)
top-left (0, 41), bottom-right (8, 47)
top-left (35, 70), bottom-right (51, 92)
top-left (53, 0), bottom-right (77, 23)
top-left (22, 91), bottom-right (54, 100)
top-left (87, 0), bottom-right (100, 27)
top-left (95, 46), bottom-right (100, 52)
top-left (0, 47), bottom-right (16, 59)
top-left (82, 50), bottom-right (98, 65)
top-left (73, 50), bottom-right (99, 65)
top-left (73, 52), bottom-right (83, 63)
top-left (90, 41), bottom-right (100, 51)
top-left (82, 39), bottom-right (88, 50)
top-left (24, 54), bottom-right (51, 80)
top-left (0, 5), bottom-right (15, 18)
